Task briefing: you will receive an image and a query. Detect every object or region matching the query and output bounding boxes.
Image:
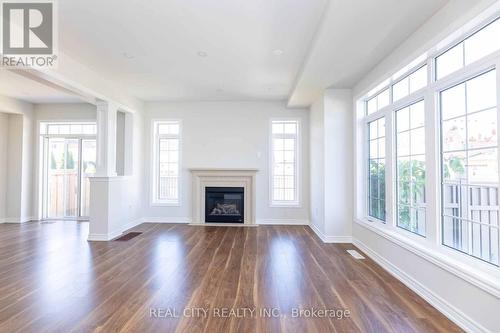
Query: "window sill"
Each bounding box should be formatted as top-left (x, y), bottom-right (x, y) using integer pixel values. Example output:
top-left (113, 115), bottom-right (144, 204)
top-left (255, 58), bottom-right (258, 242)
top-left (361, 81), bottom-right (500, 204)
top-left (354, 218), bottom-right (500, 299)
top-left (270, 202), bottom-right (301, 208)
top-left (150, 202), bottom-right (181, 207)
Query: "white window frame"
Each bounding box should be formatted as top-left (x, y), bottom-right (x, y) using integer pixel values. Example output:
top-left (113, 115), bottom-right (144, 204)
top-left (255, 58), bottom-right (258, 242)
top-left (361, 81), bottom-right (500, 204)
top-left (354, 10), bottom-right (500, 295)
top-left (437, 67), bottom-right (499, 265)
top-left (36, 121), bottom-right (97, 221)
top-left (367, 116), bottom-right (387, 223)
top-left (269, 118), bottom-right (301, 207)
top-left (151, 120), bottom-right (182, 206)
top-left (394, 99), bottom-right (427, 237)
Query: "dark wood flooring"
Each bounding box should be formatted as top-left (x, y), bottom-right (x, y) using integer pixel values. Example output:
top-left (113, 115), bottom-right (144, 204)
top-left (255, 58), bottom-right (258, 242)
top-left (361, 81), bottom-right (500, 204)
top-left (0, 221), bottom-right (462, 332)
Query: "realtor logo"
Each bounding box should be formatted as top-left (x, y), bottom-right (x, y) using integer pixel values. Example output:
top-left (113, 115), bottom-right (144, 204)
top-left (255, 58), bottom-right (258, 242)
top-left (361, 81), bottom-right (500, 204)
top-left (1, 0), bottom-right (56, 67)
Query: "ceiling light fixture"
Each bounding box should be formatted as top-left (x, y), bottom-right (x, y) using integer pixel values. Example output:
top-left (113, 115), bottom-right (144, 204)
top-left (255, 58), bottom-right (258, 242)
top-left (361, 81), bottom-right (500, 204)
top-left (272, 49), bottom-right (284, 56)
top-left (197, 51), bottom-right (208, 57)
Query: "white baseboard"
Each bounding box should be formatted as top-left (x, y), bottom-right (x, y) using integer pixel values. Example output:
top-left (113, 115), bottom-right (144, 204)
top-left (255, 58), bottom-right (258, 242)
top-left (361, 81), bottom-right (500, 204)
top-left (353, 239), bottom-right (488, 333)
top-left (256, 218), bottom-right (309, 225)
top-left (140, 217), bottom-right (191, 224)
top-left (88, 218), bottom-right (143, 241)
top-left (88, 229), bottom-right (122, 241)
top-left (309, 223), bottom-right (352, 243)
top-left (121, 218), bottom-right (144, 231)
top-left (1, 216), bottom-right (35, 223)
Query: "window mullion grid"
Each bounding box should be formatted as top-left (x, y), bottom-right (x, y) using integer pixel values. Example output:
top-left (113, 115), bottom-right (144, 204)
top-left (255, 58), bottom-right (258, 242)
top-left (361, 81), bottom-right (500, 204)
top-left (464, 80), bottom-right (473, 256)
top-left (384, 109), bottom-right (392, 225)
top-left (360, 18), bottom-right (500, 267)
top-left (157, 136), bottom-right (162, 201)
top-left (271, 124), bottom-right (298, 204)
top-left (155, 123), bottom-right (180, 204)
top-left (497, 60), bottom-right (500, 265)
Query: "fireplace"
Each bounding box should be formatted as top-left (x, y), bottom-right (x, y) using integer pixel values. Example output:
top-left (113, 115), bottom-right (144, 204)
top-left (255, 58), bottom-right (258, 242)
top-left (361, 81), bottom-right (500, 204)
top-left (205, 187), bottom-right (244, 223)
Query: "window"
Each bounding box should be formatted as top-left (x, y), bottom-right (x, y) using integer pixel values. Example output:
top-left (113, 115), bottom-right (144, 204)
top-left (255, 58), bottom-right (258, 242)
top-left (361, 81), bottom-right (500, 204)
top-left (440, 70), bottom-right (499, 265)
top-left (153, 121), bottom-right (180, 205)
top-left (392, 66), bottom-right (427, 102)
top-left (396, 100), bottom-right (426, 235)
top-left (271, 120), bottom-right (299, 206)
top-left (367, 89), bottom-right (390, 115)
top-left (357, 13), bottom-right (500, 273)
top-left (368, 117), bottom-right (386, 221)
top-left (40, 123), bottom-right (96, 136)
top-left (436, 18), bottom-right (500, 80)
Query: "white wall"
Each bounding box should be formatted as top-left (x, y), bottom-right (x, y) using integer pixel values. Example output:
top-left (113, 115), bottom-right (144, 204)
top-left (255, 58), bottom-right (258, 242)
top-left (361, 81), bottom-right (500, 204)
top-left (0, 96), bottom-right (34, 223)
top-left (354, 223), bottom-right (500, 332)
top-left (143, 101), bottom-right (310, 224)
top-left (33, 103), bottom-right (96, 121)
top-left (5, 113), bottom-right (34, 222)
top-left (323, 89), bottom-right (352, 238)
top-left (20, 112), bottom-right (33, 221)
top-left (125, 109), bottom-right (145, 224)
top-left (0, 113), bottom-right (8, 221)
top-left (309, 89), bottom-right (353, 242)
top-left (309, 97), bottom-right (325, 233)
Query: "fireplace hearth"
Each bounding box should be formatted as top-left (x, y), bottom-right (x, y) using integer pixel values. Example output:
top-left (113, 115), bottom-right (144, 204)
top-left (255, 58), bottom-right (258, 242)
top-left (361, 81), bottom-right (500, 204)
top-left (205, 187), bottom-right (244, 223)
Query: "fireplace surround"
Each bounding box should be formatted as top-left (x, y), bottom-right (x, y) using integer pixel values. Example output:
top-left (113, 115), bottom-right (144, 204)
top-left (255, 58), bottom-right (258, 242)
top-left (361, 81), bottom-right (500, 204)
top-left (190, 168), bottom-right (258, 225)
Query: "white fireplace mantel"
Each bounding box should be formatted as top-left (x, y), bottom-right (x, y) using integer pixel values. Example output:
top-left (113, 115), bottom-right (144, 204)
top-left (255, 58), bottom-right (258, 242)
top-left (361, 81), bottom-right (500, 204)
top-left (189, 168), bottom-right (258, 225)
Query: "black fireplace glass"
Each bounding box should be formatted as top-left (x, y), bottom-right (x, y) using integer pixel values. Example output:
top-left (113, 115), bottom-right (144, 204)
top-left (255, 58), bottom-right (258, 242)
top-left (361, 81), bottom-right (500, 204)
top-left (205, 187), bottom-right (244, 223)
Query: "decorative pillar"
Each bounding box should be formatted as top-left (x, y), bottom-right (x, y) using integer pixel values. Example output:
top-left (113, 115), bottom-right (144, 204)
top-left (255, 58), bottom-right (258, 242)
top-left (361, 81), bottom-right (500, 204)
top-left (88, 101), bottom-right (118, 241)
top-left (95, 101), bottom-right (118, 177)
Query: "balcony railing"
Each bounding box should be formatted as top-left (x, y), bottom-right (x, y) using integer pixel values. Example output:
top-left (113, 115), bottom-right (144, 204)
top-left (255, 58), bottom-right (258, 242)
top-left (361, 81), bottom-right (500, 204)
top-left (443, 181), bottom-right (499, 265)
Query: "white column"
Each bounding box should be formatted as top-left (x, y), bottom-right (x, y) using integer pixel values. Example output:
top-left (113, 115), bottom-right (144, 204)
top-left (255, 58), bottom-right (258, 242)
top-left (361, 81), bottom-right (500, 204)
top-left (89, 101), bottom-right (118, 241)
top-left (95, 101), bottom-right (118, 177)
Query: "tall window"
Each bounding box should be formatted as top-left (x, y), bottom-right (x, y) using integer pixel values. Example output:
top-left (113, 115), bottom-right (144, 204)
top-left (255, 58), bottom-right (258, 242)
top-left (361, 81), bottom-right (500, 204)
top-left (440, 69), bottom-right (499, 265)
top-left (271, 120), bottom-right (299, 206)
top-left (368, 117), bottom-right (386, 221)
top-left (396, 100), bottom-right (426, 235)
top-left (153, 121), bottom-right (180, 205)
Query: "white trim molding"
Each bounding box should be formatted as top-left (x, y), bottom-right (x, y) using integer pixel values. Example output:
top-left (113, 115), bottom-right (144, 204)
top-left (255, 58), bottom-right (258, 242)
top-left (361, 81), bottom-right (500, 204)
top-left (87, 218), bottom-right (143, 241)
top-left (257, 218), bottom-right (309, 225)
top-left (1, 216), bottom-right (35, 223)
top-left (309, 223), bottom-right (353, 243)
top-left (354, 238), bottom-right (490, 333)
top-left (355, 219), bottom-right (500, 299)
top-left (141, 217), bottom-right (191, 224)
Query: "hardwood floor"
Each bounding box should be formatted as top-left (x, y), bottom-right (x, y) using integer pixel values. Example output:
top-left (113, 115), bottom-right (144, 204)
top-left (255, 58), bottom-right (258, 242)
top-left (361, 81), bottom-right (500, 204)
top-left (0, 221), bottom-right (462, 333)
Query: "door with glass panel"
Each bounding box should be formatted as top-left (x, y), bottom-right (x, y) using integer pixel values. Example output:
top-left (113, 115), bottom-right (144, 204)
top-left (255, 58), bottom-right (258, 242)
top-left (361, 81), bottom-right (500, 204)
top-left (80, 140), bottom-right (96, 217)
top-left (42, 123), bottom-right (96, 219)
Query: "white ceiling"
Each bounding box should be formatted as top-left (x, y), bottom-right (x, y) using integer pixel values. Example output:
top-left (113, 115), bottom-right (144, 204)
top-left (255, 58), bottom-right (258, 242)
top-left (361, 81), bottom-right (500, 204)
top-left (288, 0), bottom-right (449, 107)
top-left (59, 0), bottom-right (328, 102)
top-left (0, 0), bottom-right (452, 106)
top-left (0, 70), bottom-right (84, 104)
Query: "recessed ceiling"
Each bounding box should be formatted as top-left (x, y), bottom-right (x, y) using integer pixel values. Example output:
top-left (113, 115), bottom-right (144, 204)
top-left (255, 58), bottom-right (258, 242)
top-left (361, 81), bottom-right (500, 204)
top-left (58, 0), bottom-right (328, 102)
top-left (0, 0), bottom-right (455, 106)
top-left (288, 0), bottom-right (450, 107)
top-left (0, 70), bottom-right (84, 104)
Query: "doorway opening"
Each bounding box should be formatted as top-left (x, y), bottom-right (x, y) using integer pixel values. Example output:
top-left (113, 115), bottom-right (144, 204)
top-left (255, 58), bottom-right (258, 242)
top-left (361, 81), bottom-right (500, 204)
top-left (40, 122), bottom-right (97, 220)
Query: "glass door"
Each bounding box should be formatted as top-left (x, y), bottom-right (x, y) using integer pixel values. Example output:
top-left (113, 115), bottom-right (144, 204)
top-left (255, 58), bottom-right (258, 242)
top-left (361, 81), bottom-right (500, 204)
top-left (46, 138), bottom-right (66, 218)
top-left (80, 140), bottom-right (97, 217)
top-left (44, 138), bottom-right (96, 219)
